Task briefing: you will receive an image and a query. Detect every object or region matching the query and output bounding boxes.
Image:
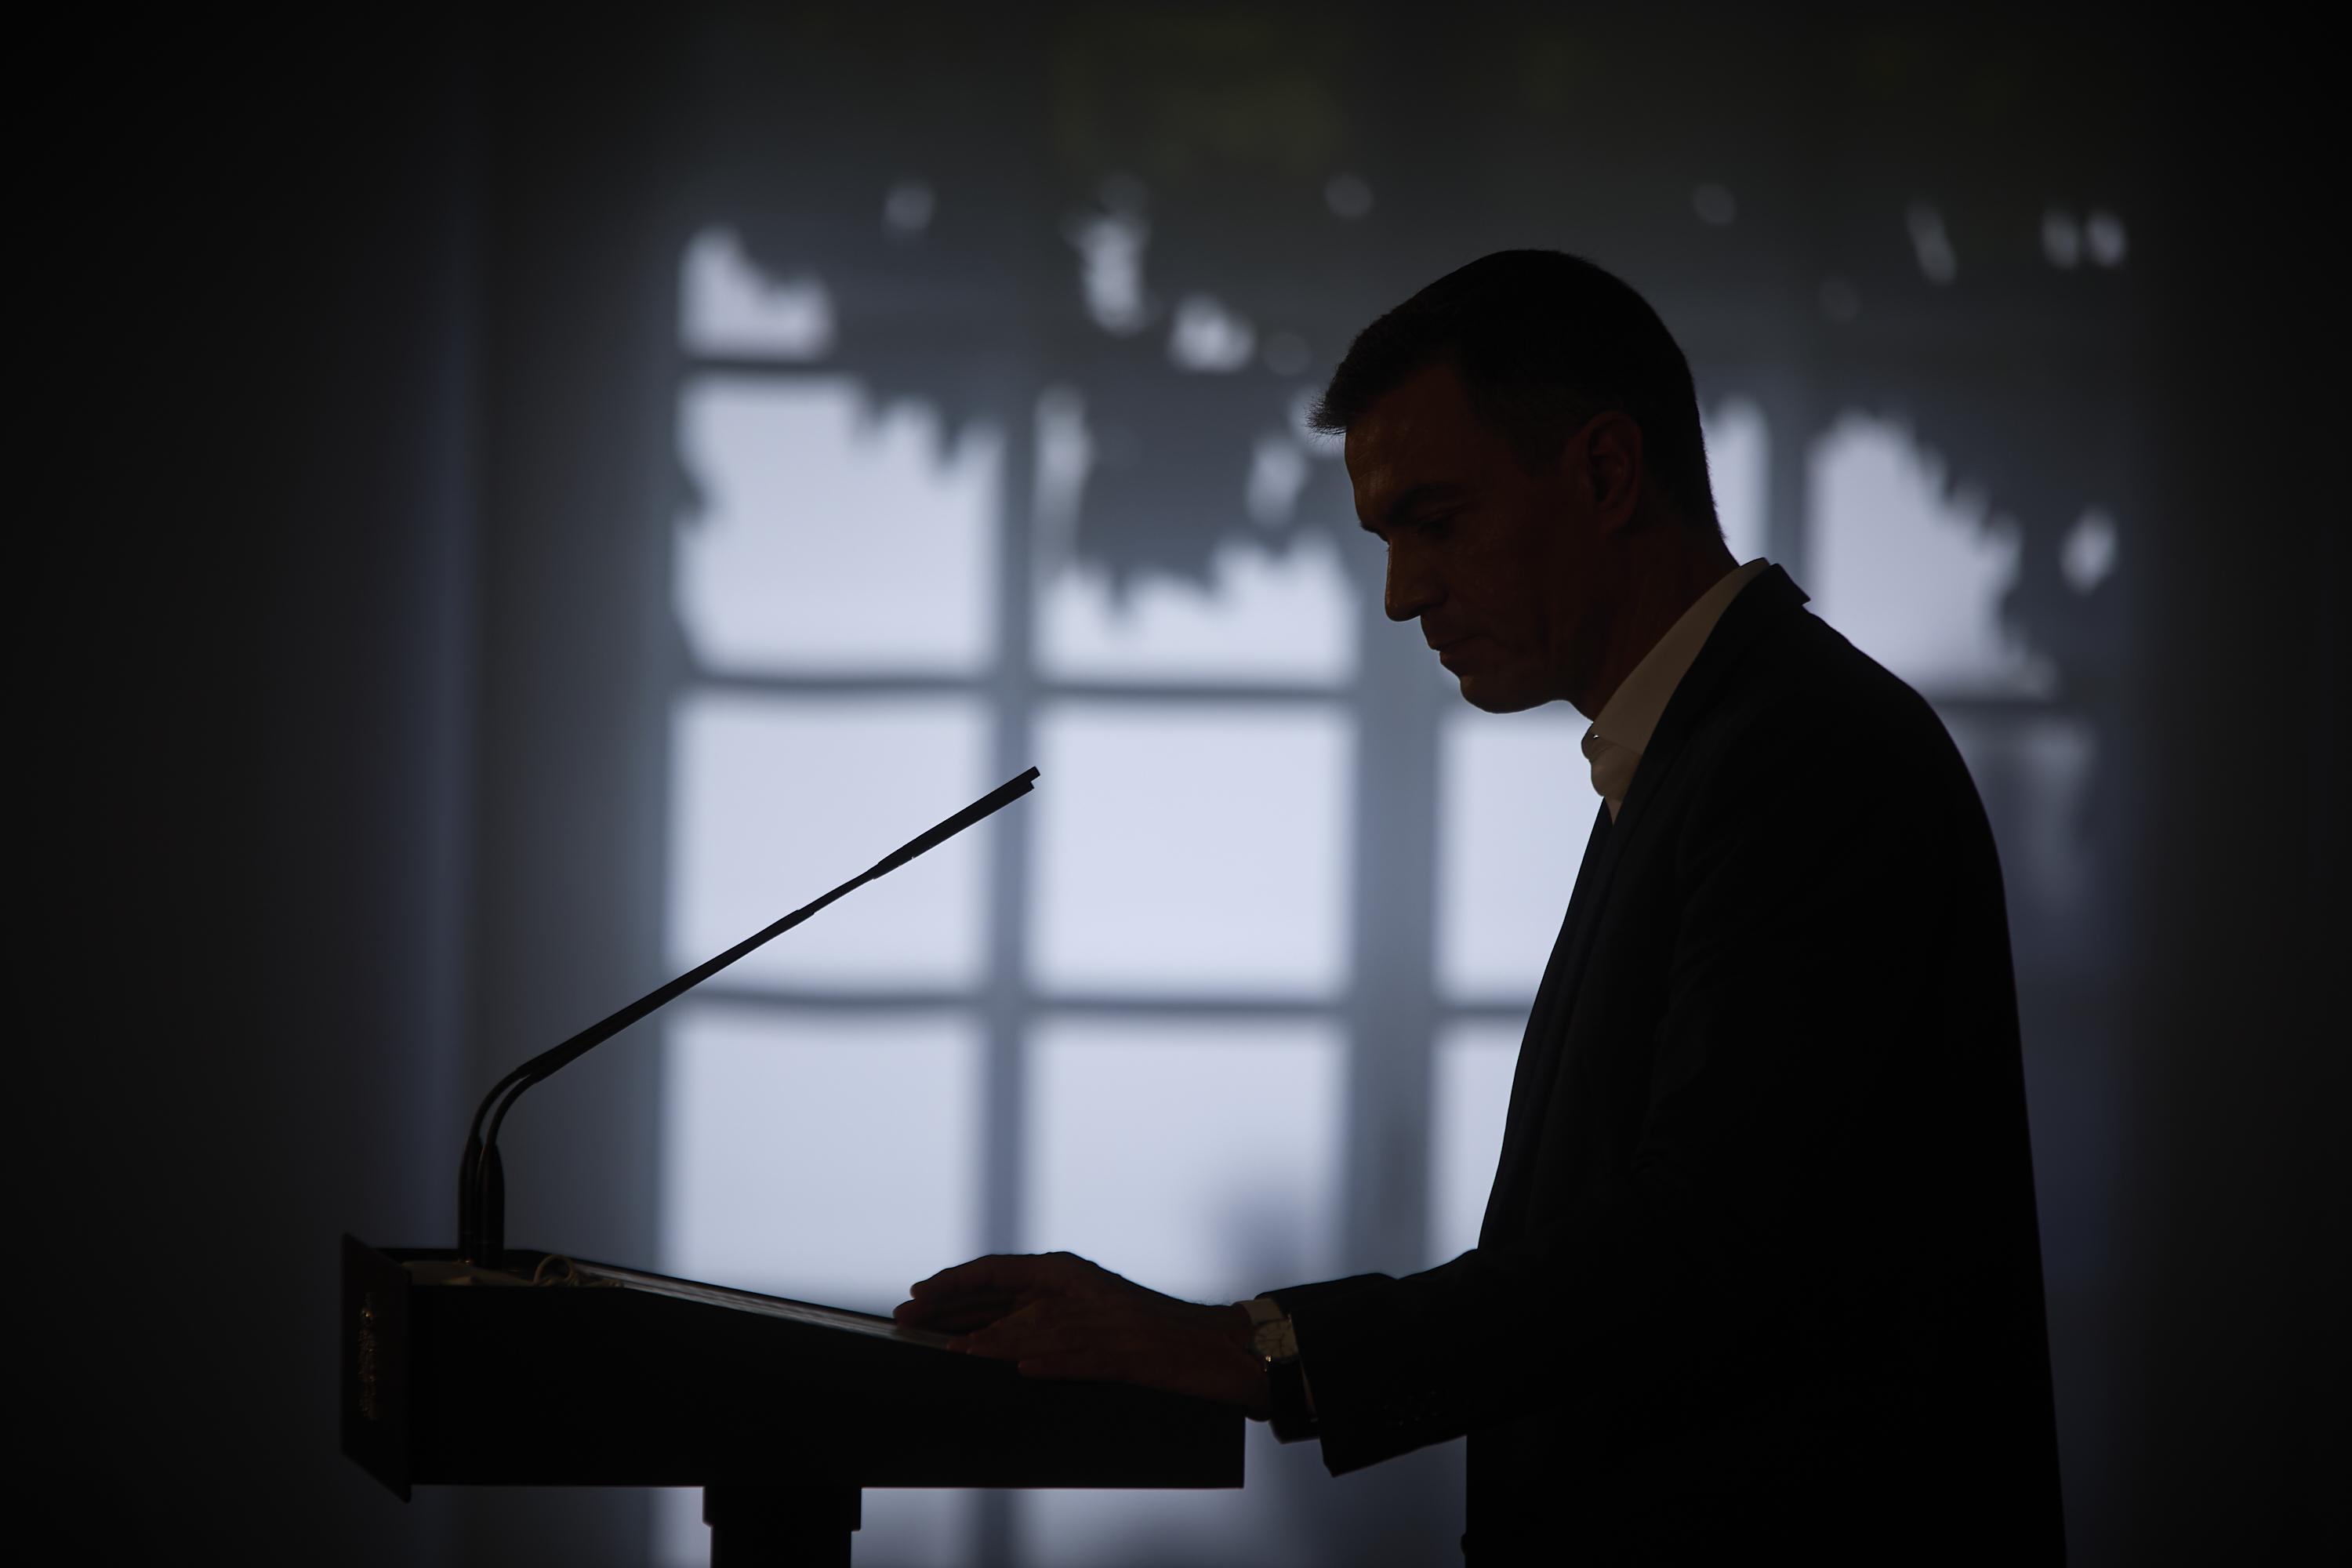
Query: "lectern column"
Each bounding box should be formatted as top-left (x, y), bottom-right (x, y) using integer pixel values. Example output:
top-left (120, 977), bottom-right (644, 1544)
top-left (703, 1485), bottom-right (861, 1567)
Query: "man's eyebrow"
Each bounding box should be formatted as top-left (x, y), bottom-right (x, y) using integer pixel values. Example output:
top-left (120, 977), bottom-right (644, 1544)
top-left (1362, 481), bottom-right (1469, 533)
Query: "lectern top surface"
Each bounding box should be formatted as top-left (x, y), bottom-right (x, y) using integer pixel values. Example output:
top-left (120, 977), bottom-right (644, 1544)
top-left (572, 1261), bottom-right (959, 1350)
top-left (401, 1253), bottom-right (957, 1350)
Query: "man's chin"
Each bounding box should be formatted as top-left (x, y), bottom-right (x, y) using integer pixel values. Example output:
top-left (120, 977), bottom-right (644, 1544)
top-left (1454, 671), bottom-right (1550, 715)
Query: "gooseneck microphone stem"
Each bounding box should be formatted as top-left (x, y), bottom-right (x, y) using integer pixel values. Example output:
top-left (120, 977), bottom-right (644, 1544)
top-left (456, 767), bottom-right (1040, 1266)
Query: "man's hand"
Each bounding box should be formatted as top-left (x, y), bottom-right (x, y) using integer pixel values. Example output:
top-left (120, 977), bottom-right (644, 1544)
top-left (893, 1252), bottom-right (1269, 1416)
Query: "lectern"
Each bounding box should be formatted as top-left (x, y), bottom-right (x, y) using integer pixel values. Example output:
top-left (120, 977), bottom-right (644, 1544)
top-left (341, 1237), bottom-right (1243, 1564)
top-left (339, 771), bottom-right (1244, 1558)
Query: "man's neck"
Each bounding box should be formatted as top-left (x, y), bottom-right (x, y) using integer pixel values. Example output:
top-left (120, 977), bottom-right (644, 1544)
top-left (1577, 533), bottom-right (1737, 718)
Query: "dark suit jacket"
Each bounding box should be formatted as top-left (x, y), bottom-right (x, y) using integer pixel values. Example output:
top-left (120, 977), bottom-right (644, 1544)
top-left (1270, 566), bottom-right (2064, 1562)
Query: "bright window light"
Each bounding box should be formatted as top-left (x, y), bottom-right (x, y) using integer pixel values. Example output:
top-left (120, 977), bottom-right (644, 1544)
top-left (1028, 702), bottom-right (1352, 997)
top-left (1434, 705), bottom-right (1590, 1004)
top-left (1035, 535), bottom-right (1359, 687)
top-left (1806, 412), bottom-right (2055, 696)
top-left (675, 373), bottom-right (1000, 674)
top-left (659, 1000), bottom-right (985, 1312)
top-left (1428, 1021), bottom-right (1523, 1267)
top-left (1024, 1014), bottom-right (1345, 1303)
top-left (1701, 396), bottom-right (1769, 566)
top-left (667, 692), bottom-right (993, 990)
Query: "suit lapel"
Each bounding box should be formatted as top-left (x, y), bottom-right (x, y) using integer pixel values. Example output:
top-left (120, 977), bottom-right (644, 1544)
top-left (1479, 566), bottom-right (1813, 1244)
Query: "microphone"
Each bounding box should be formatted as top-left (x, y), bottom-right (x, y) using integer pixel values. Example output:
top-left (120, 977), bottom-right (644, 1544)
top-left (456, 766), bottom-right (1040, 1268)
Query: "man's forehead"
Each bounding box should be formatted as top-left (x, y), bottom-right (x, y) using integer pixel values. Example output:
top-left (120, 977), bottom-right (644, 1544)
top-left (1345, 365), bottom-right (1487, 521)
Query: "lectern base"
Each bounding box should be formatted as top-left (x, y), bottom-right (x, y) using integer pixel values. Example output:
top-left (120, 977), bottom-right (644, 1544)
top-left (705, 1485), bottom-right (861, 1567)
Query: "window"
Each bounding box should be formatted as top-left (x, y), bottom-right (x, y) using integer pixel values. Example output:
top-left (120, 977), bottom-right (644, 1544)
top-left (657, 230), bottom-right (1367, 1566)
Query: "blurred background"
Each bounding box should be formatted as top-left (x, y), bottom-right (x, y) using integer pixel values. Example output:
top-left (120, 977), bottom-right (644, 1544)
top-left (56, 5), bottom-right (2340, 1564)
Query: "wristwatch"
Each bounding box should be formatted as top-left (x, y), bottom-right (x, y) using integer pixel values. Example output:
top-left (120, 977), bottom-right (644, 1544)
top-left (1243, 1297), bottom-right (1320, 1443)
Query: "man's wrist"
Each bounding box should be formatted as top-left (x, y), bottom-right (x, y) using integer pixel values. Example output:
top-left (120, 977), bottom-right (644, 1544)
top-left (1238, 1296), bottom-right (1319, 1442)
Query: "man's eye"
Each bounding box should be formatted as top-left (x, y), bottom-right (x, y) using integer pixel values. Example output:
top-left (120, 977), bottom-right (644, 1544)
top-left (1421, 513), bottom-right (1457, 535)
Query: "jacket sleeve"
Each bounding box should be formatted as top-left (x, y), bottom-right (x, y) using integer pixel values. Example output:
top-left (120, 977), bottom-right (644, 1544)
top-left (1264, 713), bottom-right (1953, 1475)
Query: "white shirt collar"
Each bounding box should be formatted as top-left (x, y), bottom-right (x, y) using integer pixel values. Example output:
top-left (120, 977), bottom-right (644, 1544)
top-left (1582, 557), bottom-right (1769, 812)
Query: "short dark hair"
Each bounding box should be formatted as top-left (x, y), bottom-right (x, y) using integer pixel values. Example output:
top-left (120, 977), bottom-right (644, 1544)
top-left (1308, 249), bottom-right (1721, 535)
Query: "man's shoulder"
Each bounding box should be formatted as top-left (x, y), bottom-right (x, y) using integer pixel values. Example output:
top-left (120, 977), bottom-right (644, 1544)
top-left (1694, 607), bottom-right (1976, 804)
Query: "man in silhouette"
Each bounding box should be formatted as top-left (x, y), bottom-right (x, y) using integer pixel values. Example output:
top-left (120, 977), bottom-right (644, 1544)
top-left (896, 250), bottom-right (2064, 1561)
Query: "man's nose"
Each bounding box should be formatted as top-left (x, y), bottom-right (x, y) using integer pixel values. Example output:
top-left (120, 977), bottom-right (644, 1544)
top-left (1384, 546), bottom-right (1439, 624)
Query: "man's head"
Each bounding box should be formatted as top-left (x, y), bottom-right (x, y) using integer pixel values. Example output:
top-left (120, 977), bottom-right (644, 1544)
top-left (1312, 250), bottom-right (1728, 716)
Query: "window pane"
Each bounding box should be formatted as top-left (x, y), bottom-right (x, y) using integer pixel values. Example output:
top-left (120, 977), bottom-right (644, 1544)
top-left (659, 1001), bottom-right (984, 1312)
top-left (1806, 410), bottom-right (2056, 695)
top-left (1028, 383), bottom-right (1356, 687)
top-left (675, 372), bottom-right (1000, 673)
top-left (1018, 1014), bottom-right (1343, 1564)
top-left (668, 693), bottom-right (991, 989)
top-left (1029, 702), bottom-right (1352, 996)
top-left (1701, 395), bottom-right (1769, 565)
top-left (679, 227), bottom-right (836, 360)
top-left (1435, 706), bottom-right (1589, 1004)
top-left (1428, 1021), bottom-right (1522, 1266)
top-left (1024, 1015), bottom-right (1345, 1301)
top-left (1035, 535), bottom-right (1358, 686)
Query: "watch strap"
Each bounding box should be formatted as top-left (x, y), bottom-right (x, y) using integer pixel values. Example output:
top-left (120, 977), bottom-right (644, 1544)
top-left (1243, 1296), bottom-right (1319, 1443)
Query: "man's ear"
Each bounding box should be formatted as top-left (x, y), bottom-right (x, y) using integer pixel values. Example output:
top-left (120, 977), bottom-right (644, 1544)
top-left (1566, 411), bottom-right (1645, 535)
